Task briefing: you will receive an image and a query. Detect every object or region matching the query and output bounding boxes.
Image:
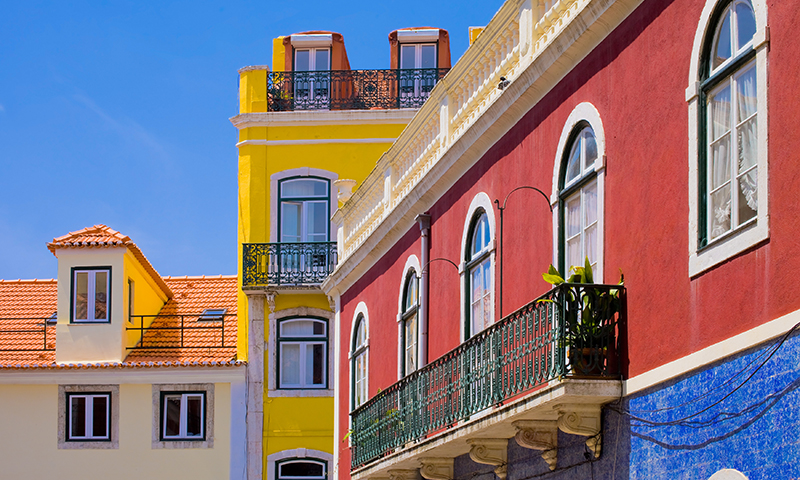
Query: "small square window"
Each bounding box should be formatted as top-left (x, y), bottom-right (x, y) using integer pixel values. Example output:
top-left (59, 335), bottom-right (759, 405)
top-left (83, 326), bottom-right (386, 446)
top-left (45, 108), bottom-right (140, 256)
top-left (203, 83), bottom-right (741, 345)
top-left (161, 392), bottom-right (205, 440)
top-left (71, 267), bottom-right (111, 323)
top-left (152, 384), bottom-right (214, 449)
top-left (58, 385), bottom-right (119, 449)
top-left (198, 308), bottom-right (226, 321)
top-left (67, 393), bottom-right (110, 441)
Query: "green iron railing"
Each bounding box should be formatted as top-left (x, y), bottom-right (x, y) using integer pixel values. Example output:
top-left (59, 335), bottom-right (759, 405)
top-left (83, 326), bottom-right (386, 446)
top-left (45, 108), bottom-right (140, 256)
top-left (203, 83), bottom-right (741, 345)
top-left (350, 283), bottom-right (625, 469)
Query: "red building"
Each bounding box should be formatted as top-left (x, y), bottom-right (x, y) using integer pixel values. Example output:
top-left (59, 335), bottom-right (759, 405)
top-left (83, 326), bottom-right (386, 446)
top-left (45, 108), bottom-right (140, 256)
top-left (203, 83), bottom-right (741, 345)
top-left (323, 0), bottom-right (798, 479)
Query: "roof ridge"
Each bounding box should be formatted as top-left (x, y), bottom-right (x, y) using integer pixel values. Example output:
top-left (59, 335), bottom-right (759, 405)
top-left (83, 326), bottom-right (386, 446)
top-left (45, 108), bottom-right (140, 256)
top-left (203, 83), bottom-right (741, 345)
top-left (163, 274), bottom-right (237, 280)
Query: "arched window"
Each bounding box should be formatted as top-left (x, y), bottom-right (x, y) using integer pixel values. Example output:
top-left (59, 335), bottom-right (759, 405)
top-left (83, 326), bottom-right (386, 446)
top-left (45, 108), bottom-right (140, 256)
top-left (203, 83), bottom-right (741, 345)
top-left (400, 271), bottom-right (418, 376)
top-left (559, 125), bottom-right (600, 274)
top-left (277, 318), bottom-right (327, 389)
top-left (276, 459), bottom-right (327, 480)
top-left (466, 211), bottom-right (493, 337)
top-left (351, 314), bottom-right (368, 408)
top-left (701, 0), bottom-right (758, 243)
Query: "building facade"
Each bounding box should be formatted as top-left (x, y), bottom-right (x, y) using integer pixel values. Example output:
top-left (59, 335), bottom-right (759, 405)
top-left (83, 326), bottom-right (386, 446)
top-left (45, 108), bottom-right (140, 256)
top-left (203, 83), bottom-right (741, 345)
top-left (323, 1), bottom-right (799, 479)
top-left (233, 29), bottom-right (452, 480)
top-left (0, 225), bottom-right (246, 479)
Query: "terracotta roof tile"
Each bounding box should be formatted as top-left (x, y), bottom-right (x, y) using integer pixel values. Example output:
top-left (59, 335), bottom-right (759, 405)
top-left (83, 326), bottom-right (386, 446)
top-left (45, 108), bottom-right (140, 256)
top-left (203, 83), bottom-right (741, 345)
top-left (0, 276), bottom-right (238, 367)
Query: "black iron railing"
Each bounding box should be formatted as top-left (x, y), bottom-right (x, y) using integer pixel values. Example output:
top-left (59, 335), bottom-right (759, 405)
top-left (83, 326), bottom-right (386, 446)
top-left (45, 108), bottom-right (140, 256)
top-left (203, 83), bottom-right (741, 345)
top-left (127, 314), bottom-right (236, 350)
top-left (350, 283), bottom-right (626, 469)
top-left (243, 242), bottom-right (338, 287)
top-left (0, 318), bottom-right (56, 351)
top-left (267, 68), bottom-right (450, 111)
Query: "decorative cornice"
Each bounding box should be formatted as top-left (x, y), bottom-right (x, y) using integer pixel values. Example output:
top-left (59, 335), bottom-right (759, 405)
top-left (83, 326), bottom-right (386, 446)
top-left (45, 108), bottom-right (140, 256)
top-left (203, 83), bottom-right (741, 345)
top-left (236, 138), bottom-right (397, 147)
top-left (419, 458), bottom-right (453, 480)
top-left (555, 404), bottom-right (602, 458)
top-left (229, 110), bottom-right (418, 129)
top-left (467, 438), bottom-right (508, 479)
top-left (512, 420), bottom-right (558, 471)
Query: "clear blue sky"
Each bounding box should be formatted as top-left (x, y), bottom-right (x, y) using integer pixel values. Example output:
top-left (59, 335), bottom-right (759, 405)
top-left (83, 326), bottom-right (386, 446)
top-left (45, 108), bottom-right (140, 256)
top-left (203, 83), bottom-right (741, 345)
top-left (0, 0), bottom-right (502, 280)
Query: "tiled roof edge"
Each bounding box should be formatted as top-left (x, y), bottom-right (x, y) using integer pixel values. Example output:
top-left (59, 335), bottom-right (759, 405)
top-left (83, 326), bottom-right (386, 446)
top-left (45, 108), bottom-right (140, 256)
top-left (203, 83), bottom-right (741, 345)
top-left (0, 360), bottom-right (246, 370)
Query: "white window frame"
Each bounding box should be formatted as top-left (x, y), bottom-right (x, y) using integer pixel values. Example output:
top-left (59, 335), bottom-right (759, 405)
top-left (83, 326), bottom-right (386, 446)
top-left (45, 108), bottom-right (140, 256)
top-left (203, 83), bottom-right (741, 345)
top-left (266, 449), bottom-right (333, 480)
top-left (466, 211), bottom-right (493, 338)
top-left (396, 255), bottom-right (421, 379)
top-left (687, 0), bottom-right (769, 276)
top-left (279, 177), bottom-right (331, 244)
top-left (277, 459), bottom-right (327, 480)
top-left (350, 305), bottom-right (369, 410)
top-left (58, 384), bottom-right (119, 450)
top-left (161, 392), bottom-right (205, 440)
top-left (67, 393), bottom-right (110, 441)
top-left (71, 267), bottom-right (111, 323)
top-left (294, 47), bottom-right (331, 72)
top-left (151, 383), bottom-right (214, 449)
top-left (561, 126), bottom-right (600, 275)
top-left (270, 168), bottom-right (338, 244)
top-left (459, 193), bottom-right (496, 342)
top-left (551, 103), bottom-right (606, 282)
top-left (399, 43), bottom-right (437, 70)
top-left (277, 318), bottom-right (328, 389)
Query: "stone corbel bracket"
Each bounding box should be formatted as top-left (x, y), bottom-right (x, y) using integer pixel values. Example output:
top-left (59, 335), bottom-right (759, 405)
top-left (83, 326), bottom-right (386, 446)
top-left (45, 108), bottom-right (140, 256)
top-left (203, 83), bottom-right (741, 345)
top-left (419, 457), bottom-right (454, 480)
top-left (512, 420), bottom-right (558, 471)
top-left (467, 438), bottom-right (508, 480)
top-left (388, 469), bottom-right (418, 480)
top-left (555, 404), bottom-right (602, 458)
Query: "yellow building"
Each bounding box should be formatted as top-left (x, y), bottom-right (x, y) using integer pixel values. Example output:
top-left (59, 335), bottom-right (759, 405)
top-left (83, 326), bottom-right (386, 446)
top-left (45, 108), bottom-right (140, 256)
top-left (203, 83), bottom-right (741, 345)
top-left (232, 29), bottom-right (451, 480)
top-left (0, 225), bottom-right (246, 479)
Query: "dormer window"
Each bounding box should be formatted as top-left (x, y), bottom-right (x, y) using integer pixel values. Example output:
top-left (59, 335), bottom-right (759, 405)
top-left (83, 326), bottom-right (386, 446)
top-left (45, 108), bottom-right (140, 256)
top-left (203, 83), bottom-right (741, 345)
top-left (71, 267), bottom-right (111, 323)
top-left (198, 308), bottom-right (227, 321)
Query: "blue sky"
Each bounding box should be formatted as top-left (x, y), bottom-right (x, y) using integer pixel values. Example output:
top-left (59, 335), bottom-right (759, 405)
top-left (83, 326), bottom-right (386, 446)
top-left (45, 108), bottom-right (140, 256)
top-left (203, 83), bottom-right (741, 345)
top-left (0, 0), bottom-right (502, 280)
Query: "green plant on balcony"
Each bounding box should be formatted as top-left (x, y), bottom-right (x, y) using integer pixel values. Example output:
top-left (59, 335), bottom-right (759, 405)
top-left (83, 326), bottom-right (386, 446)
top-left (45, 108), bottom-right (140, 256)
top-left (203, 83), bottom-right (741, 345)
top-left (542, 258), bottom-right (622, 376)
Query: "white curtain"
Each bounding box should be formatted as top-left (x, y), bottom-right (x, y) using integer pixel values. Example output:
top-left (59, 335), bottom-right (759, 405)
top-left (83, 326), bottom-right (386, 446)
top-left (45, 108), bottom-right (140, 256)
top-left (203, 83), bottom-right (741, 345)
top-left (737, 66), bottom-right (758, 215)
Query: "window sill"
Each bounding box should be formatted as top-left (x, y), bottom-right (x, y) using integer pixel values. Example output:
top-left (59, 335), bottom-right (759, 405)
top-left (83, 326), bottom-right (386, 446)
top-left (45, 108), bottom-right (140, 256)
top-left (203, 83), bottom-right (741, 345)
top-left (689, 220), bottom-right (768, 277)
top-left (268, 388), bottom-right (333, 398)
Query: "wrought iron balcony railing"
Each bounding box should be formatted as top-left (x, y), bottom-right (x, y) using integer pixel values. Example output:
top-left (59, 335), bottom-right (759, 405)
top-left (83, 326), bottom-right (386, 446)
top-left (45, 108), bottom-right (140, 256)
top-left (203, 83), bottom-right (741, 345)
top-left (267, 68), bottom-right (450, 111)
top-left (127, 314), bottom-right (236, 350)
top-left (243, 242), bottom-right (338, 287)
top-left (0, 318), bottom-right (56, 352)
top-left (350, 283), bottom-right (626, 469)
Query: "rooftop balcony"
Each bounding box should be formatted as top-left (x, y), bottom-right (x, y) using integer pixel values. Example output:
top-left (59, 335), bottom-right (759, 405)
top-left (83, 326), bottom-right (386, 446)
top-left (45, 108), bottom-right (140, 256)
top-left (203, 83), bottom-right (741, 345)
top-left (266, 68), bottom-right (449, 112)
top-left (350, 283), bottom-right (626, 476)
top-left (242, 242), bottom-right (338, 288)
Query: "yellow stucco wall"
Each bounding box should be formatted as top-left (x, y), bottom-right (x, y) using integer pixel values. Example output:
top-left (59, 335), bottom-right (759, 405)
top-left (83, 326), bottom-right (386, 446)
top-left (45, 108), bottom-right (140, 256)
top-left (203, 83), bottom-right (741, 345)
top-left (123, 251), bottom-right (169, 353)
top-left (0, 382), bottom-right (231, 480)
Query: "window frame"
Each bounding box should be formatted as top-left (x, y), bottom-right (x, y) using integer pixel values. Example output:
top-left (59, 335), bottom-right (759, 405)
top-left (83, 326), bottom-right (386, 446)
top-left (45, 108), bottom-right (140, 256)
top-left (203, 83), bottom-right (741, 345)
top-left (277, 176), bottom-right (332, 244)
top-left (58, 384), bottom-right (119, 450)
top-left (276, 458), bottom-right (327, 480)
top-left (159, 391), bottom-right (206, 441)
top-left (465, 210), bottom-right (493, 338)
top-left (151, 383), bottom-right (214, 449)
top-left (70, 266), bottom-right (112, 324)
top-left (351, 312), bottom-right (369, 409)
top-left (66, 392), bottom-right (111, 442)
top-left (399, 270), bottom-right (419, 378)
top-left (276, 317), bottom-right (329, 390)
top-left (687, 0), bottom-right (768, 276)
top-left (558, 124), bottom-right (600, 276)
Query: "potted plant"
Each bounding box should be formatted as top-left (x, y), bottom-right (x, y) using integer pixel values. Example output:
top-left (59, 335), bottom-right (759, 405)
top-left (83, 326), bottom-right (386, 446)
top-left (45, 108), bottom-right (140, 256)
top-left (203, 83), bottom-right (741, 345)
top-left (542, 258), bottom-right (623, 376)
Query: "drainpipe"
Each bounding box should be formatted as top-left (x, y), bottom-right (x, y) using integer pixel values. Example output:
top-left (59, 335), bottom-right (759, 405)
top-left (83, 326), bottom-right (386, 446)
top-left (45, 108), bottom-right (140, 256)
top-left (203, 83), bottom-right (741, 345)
top-left (416, 213), bottom-right (431, 367)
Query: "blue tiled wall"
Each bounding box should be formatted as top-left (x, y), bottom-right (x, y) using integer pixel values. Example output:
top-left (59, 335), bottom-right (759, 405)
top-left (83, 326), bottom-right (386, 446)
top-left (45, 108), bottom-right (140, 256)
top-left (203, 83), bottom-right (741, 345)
top-left (451, 331), bottom-right (800, 480)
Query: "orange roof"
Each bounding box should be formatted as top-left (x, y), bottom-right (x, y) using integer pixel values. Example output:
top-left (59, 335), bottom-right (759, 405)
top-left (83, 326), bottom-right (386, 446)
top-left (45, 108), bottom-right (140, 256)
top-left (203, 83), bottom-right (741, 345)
top-left (0, 276), bottom-right (239, 367)
top-left (47, 225), bottom-right (172, 298)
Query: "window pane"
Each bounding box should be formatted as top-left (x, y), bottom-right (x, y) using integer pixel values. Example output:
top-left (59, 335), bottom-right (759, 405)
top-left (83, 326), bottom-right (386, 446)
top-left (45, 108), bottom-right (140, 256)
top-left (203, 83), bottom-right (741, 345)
top-left (567, 237), bottom-right (581, 270)
top-left (711, 135), bottom-right (731, 190)
top-left (280, 461), bottom-right (324, 478)
top-left (404, 276), bottom-right (417, 312)
top-left (585, 224), bottom-right (597, 267)
top-left (401, 45), bottom-right (416, 69)
top-left (471, 214), bottom-right (489, 258)
top-left (295, 50), bottom-right (310, 71)
top-left (308, 343), bottom-right (324, 385)
top-left (584, 181), bottom-right (597, 226)
top-left (712, 9), bottom-right (732, 70)
top-left (315, 49), bottom-right (329, 71)
top-left (75, 272), bottom-right (88, 320)
top-left (738, 115), bottom-right (757, 173)
top-left (186, 396), bottom-right (203, 437)
top-left (281, 320), bottom-right (324, 337)
top-left (738, 168), bottom-right (758, 224)
top-left (282, 179), bottom-right (328, 198)
top-left (736, 66), bottom-right (757, 122)
top-left (165, 396), bottom-right (181, 437)
top-left (481, 262), bottom-right (492, 329)
top-left (94, 271), bottom-right (108, 320)
top-left (583, 131), bottom-right (597, 170)
top-left (355, 319), bottom-right (365, 347)
top-left (709, 85), bottom-right (731, 141)
top-left (306, 201), bottom-right (328, 241)
top-left (710, 184), bottom-right (732, 239)
top-left (736, 2), bottom-right (756, 49)
top-left (281, 203), bottom-right (301, 242)
top-left (281, 344), bottom-right (300, 385)
top-left (313, 321), bottom-right (325, 336)
top-left (566, 195), bottom-right (581, 238)
top-left (565, 141), bottom-right (581, 184)
top-left (92, 396), bottom-right (108, 438)
top-left (70, 396), bottom-right (86, 438)
top-left (404, 314), bottom-right (417, 373)
top-left (421, 45), bottom-right (436, 68)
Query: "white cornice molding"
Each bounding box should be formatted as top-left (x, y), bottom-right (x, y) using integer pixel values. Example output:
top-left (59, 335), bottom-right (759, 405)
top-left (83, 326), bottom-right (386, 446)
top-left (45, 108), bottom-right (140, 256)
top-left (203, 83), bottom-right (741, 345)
top-left (624, 306), bottom-right (800, 396)
top-left (323, 0), bottom-right (646, 297)
top-left (237, 138), bottom-right (398, 147)
top-left (230, 110), bottom-right (419, 129)
top-left (0, 364), bottom-right (246, 385)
